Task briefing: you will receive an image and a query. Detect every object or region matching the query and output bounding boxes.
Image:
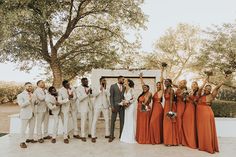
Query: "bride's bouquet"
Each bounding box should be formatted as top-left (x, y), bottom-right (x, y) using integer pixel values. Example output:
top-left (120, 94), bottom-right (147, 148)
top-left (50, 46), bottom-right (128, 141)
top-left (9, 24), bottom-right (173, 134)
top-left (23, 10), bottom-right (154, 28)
top-left (141, 103), bottom-right (150, 112)
top-left (119, 100), bottom-right (130, 107)
top-left (166, 111), bottom-right (177, 119)
top-left (118, 97), bottom-right (134, 108)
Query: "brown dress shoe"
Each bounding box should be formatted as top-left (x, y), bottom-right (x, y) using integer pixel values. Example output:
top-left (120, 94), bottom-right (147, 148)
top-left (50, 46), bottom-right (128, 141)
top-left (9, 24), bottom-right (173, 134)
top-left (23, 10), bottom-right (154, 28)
top-left (73, 135), bottom-right (81, 139)
top-left (91, 138), bottom-right (96, 143)
top-left (88, 134), bottom-right (92, 138)
top-left (38, 138), bottom-right (44, 143)
top-left (20, 142), bottom-right (27, 148)
top-left (108, 137), bottom-right (115, 142)
top-left (64, 139), bottom-right (69, 144)
top-left (51, 139), bottom-right (56, 143)
top-left (30, 139), bottom-right (37, 143)
top-left (43, 135), bottom-right (52, 140)
top-left (81, 137), bottom-right (86, 142)
top-left (105, 136), bottom-right (110, 139)
top-left (26, 139), bottom-right (31, 143)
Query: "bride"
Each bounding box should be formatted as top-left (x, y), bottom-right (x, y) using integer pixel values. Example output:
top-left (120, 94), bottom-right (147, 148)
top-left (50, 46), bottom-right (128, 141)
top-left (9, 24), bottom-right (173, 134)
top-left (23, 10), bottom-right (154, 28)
top-left (120, 79), bottom-right (137, 143)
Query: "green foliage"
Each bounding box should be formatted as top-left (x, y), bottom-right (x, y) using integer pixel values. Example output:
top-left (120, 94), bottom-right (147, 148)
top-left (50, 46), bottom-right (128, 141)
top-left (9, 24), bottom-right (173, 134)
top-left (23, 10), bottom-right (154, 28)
top-left (192, 23), bottom-right (236, 85)
top-left (212, 100), bottom-right (236, 117)
top-left (217, 88), bottom-right (236, 101)
top-left (0, 0), bottom-right (147, 86)
top-left (143, 23), bottom-right (202, 82)
top-left (0, 82), bottom-right (24, 103)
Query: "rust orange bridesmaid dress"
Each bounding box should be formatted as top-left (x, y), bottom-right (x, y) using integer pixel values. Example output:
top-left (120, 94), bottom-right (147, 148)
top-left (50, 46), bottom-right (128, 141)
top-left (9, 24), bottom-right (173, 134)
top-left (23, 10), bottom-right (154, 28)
top-left (136, 95), bottom-right (151, 144)
top-left (182, 94), bottom-right (198, 149)
top-left (196, 95), bottom-right (219, 154)
top-left (163, 91), bottom-right (179, 145)
top-left (176, 89), bottom-right (185, 144)
top-left (149, 92), bottom-right (164, 144)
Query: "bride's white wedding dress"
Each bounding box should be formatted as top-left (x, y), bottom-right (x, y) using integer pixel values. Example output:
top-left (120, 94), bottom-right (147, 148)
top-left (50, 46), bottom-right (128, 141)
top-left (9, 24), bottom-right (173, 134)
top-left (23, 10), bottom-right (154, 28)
top-left (120, 88), bottom-right (137, 143)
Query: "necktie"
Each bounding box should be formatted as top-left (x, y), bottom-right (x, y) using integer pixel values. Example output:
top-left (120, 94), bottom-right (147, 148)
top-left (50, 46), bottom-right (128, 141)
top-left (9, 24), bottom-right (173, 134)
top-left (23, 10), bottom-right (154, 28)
top-left (119, 84), bottom-right (122, 92)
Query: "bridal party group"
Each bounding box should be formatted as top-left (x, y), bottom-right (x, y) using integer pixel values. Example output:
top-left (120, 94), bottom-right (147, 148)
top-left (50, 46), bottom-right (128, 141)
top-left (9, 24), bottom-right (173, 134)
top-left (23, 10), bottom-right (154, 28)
top-left (17, 67), bottom-right (228, 154)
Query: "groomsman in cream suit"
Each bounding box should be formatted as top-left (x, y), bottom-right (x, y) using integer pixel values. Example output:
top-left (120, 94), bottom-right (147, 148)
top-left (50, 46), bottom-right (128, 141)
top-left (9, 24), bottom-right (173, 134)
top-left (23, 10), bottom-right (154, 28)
top-left (17, 82), bottom-right (37, 148)
top-left (45, 86), bottom-right (62, 143)
top-left (75, 78), bottom-right (93, 142)
top-left (34, 80), bottom-right (51, 143)
top-left (91, 77), bottom-right (110, 143)
top-left (58, 80), bottom-right (80, 144)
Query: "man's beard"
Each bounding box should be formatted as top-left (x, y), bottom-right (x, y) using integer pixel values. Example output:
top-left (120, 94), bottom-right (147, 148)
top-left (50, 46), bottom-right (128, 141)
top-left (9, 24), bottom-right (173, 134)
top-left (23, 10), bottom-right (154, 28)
top-left (51, 92), bottom-right (58, 97)
top-left (26, 89), bottom-right (32, 93)
top-left (82, 84), bottom-right (89, 88)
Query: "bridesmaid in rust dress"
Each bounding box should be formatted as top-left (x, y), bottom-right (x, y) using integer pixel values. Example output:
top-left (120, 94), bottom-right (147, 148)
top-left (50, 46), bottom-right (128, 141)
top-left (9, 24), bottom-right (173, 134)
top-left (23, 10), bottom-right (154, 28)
top-left (136, 73), bottom-right (152, 144)
top-left (163, 79), bottom-right (179, 146)
top-left (176, 80), bottom-right (187, 145)
top-left (196, 77), bottom-right (227, 154)
top-left (149, 68), bottom-right (164, 144)
top-left (181, 81), bottom-right (198, 149)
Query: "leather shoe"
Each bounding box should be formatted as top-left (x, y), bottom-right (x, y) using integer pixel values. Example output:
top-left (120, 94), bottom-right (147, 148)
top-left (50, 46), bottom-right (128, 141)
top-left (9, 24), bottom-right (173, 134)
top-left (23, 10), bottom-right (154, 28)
top-left (108, 137), bottom-right (115, 142)
top-left (81, 137), bottom-right (86, 142)
top-left (91, 138), bottom-right (96, 143)
top-left (20, 142), bottom-right (27, 148)
top-left (38, 138), bottom-right (44, 143)
top-left (51, 139), bottom-right (56, 143)
top-left (64, 139), bottom-right (69, 144)
top-left (43, 136), bottom-right (52, 140)
top-left (73, 135), bottom-right (81, 139)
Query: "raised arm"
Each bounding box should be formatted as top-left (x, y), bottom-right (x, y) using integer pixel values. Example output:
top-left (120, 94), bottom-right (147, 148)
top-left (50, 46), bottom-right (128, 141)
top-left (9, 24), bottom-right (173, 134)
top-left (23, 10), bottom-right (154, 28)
top-left (212, 78), bottom-right (227, 99)
top-left (160, 68), bottom-right (164, 95)
top-left (34, 89), bottom-right (46, 101)
top-left (198, 77), bottom-right (209, 96)
top-left (139, 72), bottom-right (145, 86)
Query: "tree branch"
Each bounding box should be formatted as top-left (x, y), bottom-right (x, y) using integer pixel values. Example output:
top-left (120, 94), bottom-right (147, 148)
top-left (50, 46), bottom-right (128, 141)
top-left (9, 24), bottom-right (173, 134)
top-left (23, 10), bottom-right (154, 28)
top-left (53, 0), bottom-right (91, 51)
top-left (39, 23), bottom-right (51, 63)
top-left (58, 36), bottom-right (109, 61)
top-left (46, 22), bottom-right (54, 50)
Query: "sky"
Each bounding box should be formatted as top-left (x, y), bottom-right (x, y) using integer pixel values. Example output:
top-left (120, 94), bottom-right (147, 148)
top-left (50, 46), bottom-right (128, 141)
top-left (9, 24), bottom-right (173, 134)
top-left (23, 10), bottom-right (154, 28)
top-left (0, 0), bottom-right (236, 82)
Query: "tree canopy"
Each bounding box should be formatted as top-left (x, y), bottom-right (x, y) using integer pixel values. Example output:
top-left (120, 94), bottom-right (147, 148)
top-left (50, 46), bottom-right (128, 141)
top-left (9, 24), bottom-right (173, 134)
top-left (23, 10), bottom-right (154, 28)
top-left (0, 0), bottom-right (147, 87)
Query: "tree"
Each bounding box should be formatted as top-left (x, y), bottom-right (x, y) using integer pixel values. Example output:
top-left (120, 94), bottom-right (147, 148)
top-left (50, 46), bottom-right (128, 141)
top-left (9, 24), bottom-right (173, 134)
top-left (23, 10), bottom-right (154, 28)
top-left (190, 22), bottom-right (236, 88)
top-left (143, 23), bottom-right (202, 82)
top-left (0, 0), bottom-right (146, 87)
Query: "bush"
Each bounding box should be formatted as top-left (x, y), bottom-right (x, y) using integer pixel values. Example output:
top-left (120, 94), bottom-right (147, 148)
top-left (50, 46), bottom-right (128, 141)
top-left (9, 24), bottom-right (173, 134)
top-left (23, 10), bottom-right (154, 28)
top-left (217, 88), bottom-right (236, 101)
top-left (0, 82), bottom-right (24, 104)
top-left (212, 100), bottom-right (236, 117)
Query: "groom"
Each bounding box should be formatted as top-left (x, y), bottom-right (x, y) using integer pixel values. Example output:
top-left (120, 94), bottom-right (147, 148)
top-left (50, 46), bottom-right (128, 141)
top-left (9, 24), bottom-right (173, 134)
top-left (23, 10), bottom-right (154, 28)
top-left (109, 75), bottom-right (125, 142)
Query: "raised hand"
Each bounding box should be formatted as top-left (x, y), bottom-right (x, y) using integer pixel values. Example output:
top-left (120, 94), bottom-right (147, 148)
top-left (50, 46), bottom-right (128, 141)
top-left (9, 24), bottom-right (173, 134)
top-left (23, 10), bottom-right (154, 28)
top-left (139, 72), bottom-right (143, 78)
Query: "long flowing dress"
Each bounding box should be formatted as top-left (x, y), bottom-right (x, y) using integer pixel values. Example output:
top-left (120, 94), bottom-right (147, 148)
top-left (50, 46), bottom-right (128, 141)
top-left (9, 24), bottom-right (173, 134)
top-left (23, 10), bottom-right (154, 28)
top-left (163, 91), bottom-right (179, 145)
top-left (149, 92), bottom-right (163, 144)
top-left (176, 89), bottom-right (185, 144)
top-left (182, 94), bottom-right (198, 149)
top-left (196, 95), bottom-right (219, 154)
top-left (120, 89), bottom-right (137, 143)
top-left (136, 95), bottom-right (151, 144)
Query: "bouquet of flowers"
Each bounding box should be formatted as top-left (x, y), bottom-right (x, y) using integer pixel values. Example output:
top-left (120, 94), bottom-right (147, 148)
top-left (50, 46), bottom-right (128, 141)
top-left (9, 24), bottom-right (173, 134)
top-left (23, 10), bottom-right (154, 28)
top-left (161, 62), bottom-right (168, 68)
top-left (166, 111), bottom-right (177, 119)
top-left (204, 70), bottom-right (213, 77)
top-left (141, 103), bottom-right (150, 112)
top-left (224, 70), bottom-right (232, 77)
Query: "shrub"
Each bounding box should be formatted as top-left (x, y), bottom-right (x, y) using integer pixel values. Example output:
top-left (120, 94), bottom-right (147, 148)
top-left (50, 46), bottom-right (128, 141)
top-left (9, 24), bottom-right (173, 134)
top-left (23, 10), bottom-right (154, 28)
top-left (0, 82), bottom-right (24, 104)
top-left (212, 100), bottom-right (236, 117)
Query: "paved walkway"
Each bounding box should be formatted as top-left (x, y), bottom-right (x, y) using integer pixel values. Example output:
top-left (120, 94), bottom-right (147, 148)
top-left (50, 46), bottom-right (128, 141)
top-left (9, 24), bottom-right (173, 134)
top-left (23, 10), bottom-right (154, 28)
top-left (0, 133), bottom-right (236, 157)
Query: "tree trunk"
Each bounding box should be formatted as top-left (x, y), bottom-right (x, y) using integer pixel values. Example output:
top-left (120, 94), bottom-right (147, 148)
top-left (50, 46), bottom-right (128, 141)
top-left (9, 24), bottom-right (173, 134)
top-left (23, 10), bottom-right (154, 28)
top-left (50, 62), bottom-right (63, 89)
